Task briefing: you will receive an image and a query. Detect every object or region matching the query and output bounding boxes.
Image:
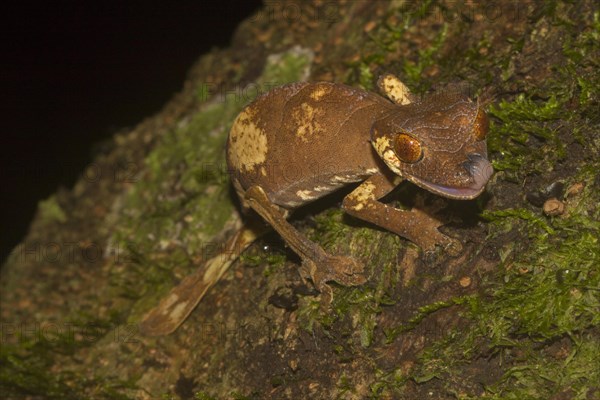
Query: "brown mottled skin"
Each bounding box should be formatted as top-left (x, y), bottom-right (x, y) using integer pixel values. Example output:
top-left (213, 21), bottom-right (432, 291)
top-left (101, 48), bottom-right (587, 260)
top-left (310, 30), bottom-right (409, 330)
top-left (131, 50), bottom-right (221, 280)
top-left (227, 82), bottom-right (394, 209)
top-left (140, 74), bottom-right (493, 336)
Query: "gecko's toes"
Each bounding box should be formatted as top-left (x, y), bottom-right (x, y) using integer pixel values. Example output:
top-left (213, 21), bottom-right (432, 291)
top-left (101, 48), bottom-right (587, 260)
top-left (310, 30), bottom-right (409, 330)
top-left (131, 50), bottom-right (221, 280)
top-left (324, 255), bottom-right (366, 286)
top-left (302, 255), bottom-right (367, 293)
top-left (443, 237), bottom-right (463, 256)
top-left (421, 235), bottom-right (463, 264)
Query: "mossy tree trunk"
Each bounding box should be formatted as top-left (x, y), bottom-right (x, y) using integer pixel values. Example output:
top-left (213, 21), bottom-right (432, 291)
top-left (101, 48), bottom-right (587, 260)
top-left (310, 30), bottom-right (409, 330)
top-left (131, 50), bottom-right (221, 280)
top-left (2, 1), bottom-right (599, 399)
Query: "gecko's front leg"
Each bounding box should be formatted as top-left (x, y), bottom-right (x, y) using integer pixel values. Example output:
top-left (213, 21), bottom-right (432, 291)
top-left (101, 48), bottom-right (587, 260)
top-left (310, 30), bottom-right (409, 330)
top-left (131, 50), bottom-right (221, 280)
top-left (244, 185), bottom-right (366, 302)
top-left (342, 173), bottom-right (462, 255)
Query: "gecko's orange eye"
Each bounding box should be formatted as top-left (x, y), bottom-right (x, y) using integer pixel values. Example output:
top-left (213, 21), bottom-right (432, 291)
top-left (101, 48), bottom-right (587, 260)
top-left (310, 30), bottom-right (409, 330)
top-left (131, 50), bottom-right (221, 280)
top-left (394, 133), bottom-right (423, 163)
top-left (473, 108), bottom-right (488, 141)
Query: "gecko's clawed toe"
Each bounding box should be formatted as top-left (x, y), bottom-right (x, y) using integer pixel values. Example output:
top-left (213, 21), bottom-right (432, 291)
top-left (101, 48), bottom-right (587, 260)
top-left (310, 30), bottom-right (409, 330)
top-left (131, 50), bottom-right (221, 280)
top-left (302, 255), bottom-right (367, 296)
top-left (444, 238), bottom-right (463, 256)
top-left (323, 255), bottom-right (367, 286)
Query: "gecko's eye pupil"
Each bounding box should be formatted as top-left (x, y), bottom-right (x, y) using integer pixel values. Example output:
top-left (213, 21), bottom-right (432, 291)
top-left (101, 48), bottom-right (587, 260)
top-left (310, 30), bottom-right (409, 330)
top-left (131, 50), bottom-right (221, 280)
top-left (473, 108), bottom-right (488, 141)
top-left (394, 133), bottom-right (423, 163)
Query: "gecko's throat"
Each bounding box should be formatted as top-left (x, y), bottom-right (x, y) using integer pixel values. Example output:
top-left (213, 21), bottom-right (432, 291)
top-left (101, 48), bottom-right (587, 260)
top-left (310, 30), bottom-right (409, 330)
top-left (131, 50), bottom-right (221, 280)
top-left (411, 154), bottom-right (494, 200)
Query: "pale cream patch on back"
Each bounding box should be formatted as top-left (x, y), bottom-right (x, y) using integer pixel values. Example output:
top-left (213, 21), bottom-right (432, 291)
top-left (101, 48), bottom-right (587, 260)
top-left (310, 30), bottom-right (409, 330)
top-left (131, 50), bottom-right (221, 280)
top-left (293, 102), bottom-right (323, 142)
top-left (310, 84), bottom-right (332, 101)
top-left (282, 200), bottom-right (301, 208)
top-left (229, 107), bottom-right (268, 172)
top-left (379, 74), bottom-right (412, 105)
top-left (330, 175), bottom-right (362, 184)
top-left (296, 189), bottom-right (318, 201)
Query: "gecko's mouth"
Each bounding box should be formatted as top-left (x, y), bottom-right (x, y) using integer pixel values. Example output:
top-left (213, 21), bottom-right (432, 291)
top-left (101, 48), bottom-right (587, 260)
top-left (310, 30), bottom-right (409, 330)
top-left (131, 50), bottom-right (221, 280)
top-left (409, 154), bottom-right (494, 200)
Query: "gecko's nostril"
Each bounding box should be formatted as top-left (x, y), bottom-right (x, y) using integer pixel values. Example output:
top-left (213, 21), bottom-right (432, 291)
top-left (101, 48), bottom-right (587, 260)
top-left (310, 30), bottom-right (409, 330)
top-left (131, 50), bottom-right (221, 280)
top-left (462, 153), bottom-right (483, 173)
top-left (461, 160), bottom-right (471, 173)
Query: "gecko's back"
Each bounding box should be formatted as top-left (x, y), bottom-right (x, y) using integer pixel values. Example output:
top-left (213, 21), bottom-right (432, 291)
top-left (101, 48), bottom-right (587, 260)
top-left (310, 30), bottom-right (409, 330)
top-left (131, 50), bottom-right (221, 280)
top-left (226, 82), bottom-right (395, 209)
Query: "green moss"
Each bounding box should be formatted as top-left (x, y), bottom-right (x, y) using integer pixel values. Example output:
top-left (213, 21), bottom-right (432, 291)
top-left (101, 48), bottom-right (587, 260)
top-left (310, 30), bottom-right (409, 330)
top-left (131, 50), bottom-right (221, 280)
top-left (37, 195), bottom-right (67, 224)
top-left (261, 46), bottom-right (314, 84)
top-left (193, 393), bottom-right (217, 400)
top-left (383, 296), bottom-right (476, 344)
top-left (482, 207), bottom-right (555, 235)
top-left (480, 174), bottom-right (599, 340)
top-left (353, 1), bottom-right (444, 92)
top-left (486, 7), bottom-right (600, 181)
top-left (492, 338), bottom-right (600, 400)
top-left (401, 23), bottom-right (448, 89)
top-left (369, 367), bottom-right (409, 397)
top-left (192, 391), bottom-right (257, 400)
top-left (357, 62), bottom-right (375, 90)
top-left (193, 393), bottom-right (218, 400)
top-left (0, 315), bottom-right (137, 399)
top-left (487, 94), bottom-right (566, 180)
top-left (239, 250), bottom-right (287, 277)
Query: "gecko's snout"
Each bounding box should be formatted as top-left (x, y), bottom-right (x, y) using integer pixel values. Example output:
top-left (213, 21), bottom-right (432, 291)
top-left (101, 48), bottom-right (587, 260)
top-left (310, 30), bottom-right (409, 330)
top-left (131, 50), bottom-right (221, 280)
top-left (462, 153), bottom-right (493, 188)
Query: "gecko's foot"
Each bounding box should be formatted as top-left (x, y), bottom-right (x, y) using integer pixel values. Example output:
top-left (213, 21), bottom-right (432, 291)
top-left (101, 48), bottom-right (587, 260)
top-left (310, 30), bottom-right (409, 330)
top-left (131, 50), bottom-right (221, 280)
top-left (321, 255), bottom-right (366, 286)
top-left (414, 226), bottom-right (463, 257)
top-left (300, 255), bottom-right (366, 303)
top-left (443, 236), bottom-right (463, 256)
top-left (419, 232), bottom-right (463, 265)
top-left (433, 233), bottom-right (463, 256)
top-left (406, 206), bottom-right (463, 257)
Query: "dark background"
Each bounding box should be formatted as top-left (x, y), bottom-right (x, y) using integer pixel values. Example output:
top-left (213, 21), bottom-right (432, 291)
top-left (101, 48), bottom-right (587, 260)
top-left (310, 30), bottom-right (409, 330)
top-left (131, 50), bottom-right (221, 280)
top-left (1, 1), bottom-right (263, 263)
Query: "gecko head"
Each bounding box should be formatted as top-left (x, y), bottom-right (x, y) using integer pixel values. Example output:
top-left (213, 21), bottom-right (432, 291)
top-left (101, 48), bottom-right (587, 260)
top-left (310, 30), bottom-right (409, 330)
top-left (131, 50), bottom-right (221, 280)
top-left (371, 92), bottom-right (493, 200)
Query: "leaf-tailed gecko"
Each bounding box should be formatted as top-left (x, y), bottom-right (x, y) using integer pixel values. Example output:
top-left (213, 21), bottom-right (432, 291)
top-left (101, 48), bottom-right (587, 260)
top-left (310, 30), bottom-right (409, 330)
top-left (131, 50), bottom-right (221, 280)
top-left (140, 74), bottom-right (493, 336)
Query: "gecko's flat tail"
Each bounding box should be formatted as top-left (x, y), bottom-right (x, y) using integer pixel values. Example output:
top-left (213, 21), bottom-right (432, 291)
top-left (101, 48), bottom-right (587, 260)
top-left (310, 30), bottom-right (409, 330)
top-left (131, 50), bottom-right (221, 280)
top-left (139, 268), bottom-right (213, 336)
top-left (139, 223), bottom-right (263, 336)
